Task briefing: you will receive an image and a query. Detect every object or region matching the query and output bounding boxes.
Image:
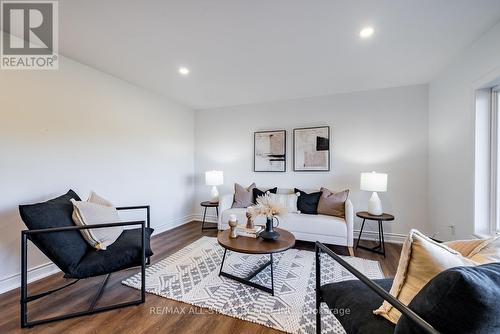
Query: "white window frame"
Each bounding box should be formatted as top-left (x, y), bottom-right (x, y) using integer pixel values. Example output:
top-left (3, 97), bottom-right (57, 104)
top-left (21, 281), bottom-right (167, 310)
top-left (475, 86), bottom-right (500, 237)
top-left (493, 87), bottom-right (500, 234)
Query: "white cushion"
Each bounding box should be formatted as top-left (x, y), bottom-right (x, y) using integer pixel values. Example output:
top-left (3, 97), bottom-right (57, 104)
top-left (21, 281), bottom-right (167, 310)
top-left (280, 213), bottom-right (347, 238)
top-left (71, 192), bottom-right (122, 250)
top-left (269, 192), bottom-right (299, 213)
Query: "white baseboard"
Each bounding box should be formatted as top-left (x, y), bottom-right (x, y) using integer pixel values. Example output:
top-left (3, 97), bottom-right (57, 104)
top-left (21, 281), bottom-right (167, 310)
top-left (354, 229), bottom-right (406, 244)
top-left (191, 214), bottom-right (218, 223)
top-left (0, 262), bottom-right (61, 295)
top-left (0, 214), bottom-right (196, 295)
top-left (153, 214), bottom-right (197, 235)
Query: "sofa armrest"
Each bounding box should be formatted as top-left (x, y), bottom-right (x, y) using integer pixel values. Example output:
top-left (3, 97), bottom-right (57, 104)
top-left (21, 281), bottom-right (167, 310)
top-left (218, 193), bottom-right (234, 229)
top-left (345, 199), bottom-right (354, 247)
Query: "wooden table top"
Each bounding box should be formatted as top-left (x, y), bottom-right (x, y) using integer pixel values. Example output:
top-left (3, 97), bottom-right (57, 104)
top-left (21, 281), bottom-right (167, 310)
top-left (356, 211), bottom-right (394, 221)
top-left (200, 201), bottom-right (219, 207)
top-left (217, 228), bottom-right (295, 254)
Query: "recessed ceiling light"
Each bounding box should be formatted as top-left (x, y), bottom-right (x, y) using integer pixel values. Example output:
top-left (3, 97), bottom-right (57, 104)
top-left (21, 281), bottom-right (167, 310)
top-left (178, 67), bottom-right (190, 75)
top-left (359, 27), bottom-right (374, 38)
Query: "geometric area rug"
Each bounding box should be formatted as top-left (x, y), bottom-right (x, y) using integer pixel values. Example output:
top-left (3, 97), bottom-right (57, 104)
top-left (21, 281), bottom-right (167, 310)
top-left (122, 236), bottom-right (384, 334)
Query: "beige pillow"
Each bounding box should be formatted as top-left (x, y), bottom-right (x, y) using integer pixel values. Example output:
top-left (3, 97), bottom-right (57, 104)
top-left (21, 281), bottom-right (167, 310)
top-left (444, 238), bottom-right (493, 257)
top-left (88, 191), bottom-right (114, 207)
top-left (469, 236), bottom-right (500, 263)
top-left (317, 188), bottom-right (349, 218)
top-left (373, 229), bottom-right (477, 324)
top-left (232, 183), bottom-right (256, 208)
top-left (71, 192), bottom-right (122, 250)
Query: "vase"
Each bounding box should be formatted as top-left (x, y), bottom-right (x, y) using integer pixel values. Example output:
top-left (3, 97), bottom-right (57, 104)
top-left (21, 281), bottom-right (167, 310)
top-left (260, 216), bottom-right (280, 241)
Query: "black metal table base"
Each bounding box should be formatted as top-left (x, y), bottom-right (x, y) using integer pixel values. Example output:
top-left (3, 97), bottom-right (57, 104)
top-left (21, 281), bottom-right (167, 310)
top-left (355, 218), bottom-right (386, 257)
top-left (202, 206), bottom-right (219, 230)
top-left (218, 249), bottom-right (275, 295)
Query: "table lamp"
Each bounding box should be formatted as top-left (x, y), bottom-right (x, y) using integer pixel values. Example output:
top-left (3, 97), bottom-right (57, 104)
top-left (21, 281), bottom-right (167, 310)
top-left (205, 170), bottom-right (223, 203)
top-left (360, 171), bottom-right (387, 215)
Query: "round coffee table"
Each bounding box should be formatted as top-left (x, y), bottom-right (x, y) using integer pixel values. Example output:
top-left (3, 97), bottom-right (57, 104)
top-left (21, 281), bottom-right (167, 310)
top-left (217, 228), bottom-right (295, 296)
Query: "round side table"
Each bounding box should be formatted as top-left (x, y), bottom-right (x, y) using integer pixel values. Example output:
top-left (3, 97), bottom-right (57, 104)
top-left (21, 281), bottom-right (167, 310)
top-left (355, 211), bottom-right (394, 257)
top-left (200, 201), bottom-right (219, 231)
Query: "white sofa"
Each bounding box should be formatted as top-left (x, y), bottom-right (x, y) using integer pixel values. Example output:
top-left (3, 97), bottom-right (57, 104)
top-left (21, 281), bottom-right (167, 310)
top-left (217, 188), bottom-right (354, 255)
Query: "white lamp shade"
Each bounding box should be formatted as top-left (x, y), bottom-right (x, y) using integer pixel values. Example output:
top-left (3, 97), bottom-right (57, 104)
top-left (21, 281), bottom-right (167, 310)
top-left (205, 170), bottom-right (223, 186)
top-left (360, 172), bottom-right (387, 192)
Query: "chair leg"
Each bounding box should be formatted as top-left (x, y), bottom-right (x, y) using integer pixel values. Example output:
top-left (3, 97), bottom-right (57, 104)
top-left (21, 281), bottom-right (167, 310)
top-left (315, 245), bottom-right (322, 334)
top-left (89, 274), bottom-right (110, 311)
top-left (270, 253), bottom-right (274, 296)
top-left (146, 206), bottom-right (151, 265)
top-left (141, 223), bottom-right (146, 302)
top-left (21, 233), bottom-right (28, 328)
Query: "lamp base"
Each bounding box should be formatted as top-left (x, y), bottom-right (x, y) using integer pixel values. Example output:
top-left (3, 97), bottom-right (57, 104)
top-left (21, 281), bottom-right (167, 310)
top-left (210, 186), bottom-right (219, 203)
top-left (367, 192), bottom-right (383, 215)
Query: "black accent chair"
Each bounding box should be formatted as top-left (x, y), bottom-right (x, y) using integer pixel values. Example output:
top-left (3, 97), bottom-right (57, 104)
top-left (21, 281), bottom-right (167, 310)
top-left (315, 242), bottom-right (500, 334)
top-left (18, 190), bottom-right (154, 328)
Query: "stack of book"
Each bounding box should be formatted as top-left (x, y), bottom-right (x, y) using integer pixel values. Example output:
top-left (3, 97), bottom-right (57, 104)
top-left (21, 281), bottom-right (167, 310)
top-left (236, 225), bottom-right (263, 238)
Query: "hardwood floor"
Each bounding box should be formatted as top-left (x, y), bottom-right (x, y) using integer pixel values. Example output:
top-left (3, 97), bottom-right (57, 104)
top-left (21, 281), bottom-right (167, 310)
top-left (0, 221), bottom-right (401, 334)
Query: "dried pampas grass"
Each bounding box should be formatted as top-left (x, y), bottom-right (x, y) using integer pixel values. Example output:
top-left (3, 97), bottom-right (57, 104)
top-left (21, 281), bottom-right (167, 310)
top-left (246, 194), bottom-right (287, 220)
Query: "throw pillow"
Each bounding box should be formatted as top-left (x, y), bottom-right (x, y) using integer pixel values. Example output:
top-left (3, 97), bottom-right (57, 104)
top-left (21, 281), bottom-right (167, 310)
top-left (373, 229), bottom-right (477, 324)
top-left (317, 188), bottom-right (349, 218)
top-left (394, 262), bottom-right (500, 334)
top-left (252, 187), bottom-right (278, 204)
top-left (19, 190), bottom-right (89, 274)
top-left (232, 183), bottom-right (256, 208)
top-left (294, 188), bottom-right (321, 214)
top-left (71, 192), bottom-right (123, 250)
top-left (269, 192), bottom-right (300, 213)
top-left (88, 191), bottom-right (114, 207)
top-left (444, 237), bottom-right (500, 263)
top-left (469, 236), bottom-right (500, 263)
top-left (444, 238), bottom-right (491, 257)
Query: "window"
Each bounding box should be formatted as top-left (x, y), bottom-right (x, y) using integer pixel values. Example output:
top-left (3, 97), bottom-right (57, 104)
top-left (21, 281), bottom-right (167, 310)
top-left (494, 87), bottom-right (500, 234)
top-left (475, 86), bottom-right (500, 236)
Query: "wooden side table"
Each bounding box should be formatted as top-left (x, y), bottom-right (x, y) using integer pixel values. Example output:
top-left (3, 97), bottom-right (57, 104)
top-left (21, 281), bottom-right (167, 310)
top-left (200, 201), bottom-right (219, 231)
top-left (355, 211), bottom-right (394, 257)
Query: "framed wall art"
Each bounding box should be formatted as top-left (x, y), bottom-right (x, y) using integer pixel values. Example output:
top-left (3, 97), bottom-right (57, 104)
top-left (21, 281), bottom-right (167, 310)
top-left (293, 126), bottom-right (330, 171)
top-left (254, 130), bottom-right (286, 172)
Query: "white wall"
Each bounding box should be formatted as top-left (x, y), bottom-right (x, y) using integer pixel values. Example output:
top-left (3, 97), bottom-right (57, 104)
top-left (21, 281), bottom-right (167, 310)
top-left (428, 21), bottom-right (500, 240)
top-left (194, 85), bottom-right (430, 241)
top-left (0, 56), bottom-right (195, 292)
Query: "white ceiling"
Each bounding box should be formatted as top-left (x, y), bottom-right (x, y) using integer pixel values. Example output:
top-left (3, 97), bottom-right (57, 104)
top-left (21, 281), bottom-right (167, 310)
top-left (58, 0), bottom-right (500, 109)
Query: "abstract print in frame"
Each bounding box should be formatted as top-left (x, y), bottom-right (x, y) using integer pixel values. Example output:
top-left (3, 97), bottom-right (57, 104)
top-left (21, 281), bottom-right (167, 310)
top-left (293, 126), bottom-right (330, 171)
top-left (254, 130), bottom-right (286, 172)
